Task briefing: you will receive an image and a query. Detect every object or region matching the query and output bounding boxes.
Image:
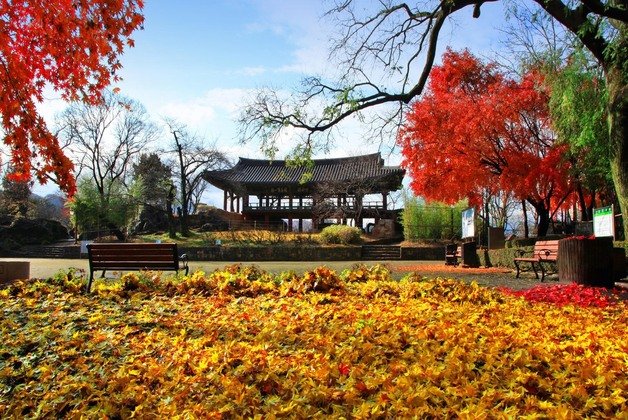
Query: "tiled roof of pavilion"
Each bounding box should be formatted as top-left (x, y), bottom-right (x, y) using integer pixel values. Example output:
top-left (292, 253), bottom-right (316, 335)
top-left (204, 153), bottom-right (404, 191)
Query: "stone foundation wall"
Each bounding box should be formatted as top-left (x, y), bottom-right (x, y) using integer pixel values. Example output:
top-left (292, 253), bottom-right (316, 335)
top-left (3, 245), bottom-right (443, 261)
top-left (400, 247), bottom-right (443, 261)
top-left (179, 246), bottom-right (363, 261)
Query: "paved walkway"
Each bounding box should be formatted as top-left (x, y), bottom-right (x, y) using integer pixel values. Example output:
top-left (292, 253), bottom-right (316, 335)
top-left (1, 257), bottom-right (562, 291)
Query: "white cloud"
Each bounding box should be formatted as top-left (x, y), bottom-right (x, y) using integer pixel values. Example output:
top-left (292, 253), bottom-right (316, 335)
top-left (158, 88), bottom-right (249, 132)
top-left (243, 0), bottom-right (334, 76)
top-left (237, 66), bottom-right (268, 77)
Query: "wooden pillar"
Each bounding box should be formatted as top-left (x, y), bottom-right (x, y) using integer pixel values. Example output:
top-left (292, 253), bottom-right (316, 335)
top-left (355, 194), bottom-right (363, 231)
top-left (299, 219), bottom-right (303, 232)
top-left (288, 218), bottom-right (293, 232)
top-left (223, 190), bottom-right (228, 211)
top-left (236, 195), bottom-right (240, 213)
top-left (382, 191), bottom-right (388, 210)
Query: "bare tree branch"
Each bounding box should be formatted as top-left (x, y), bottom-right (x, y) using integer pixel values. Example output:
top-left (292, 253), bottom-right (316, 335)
top-left (163, 118), bottom-right (230, 236)
top-left (239, 0), bottom-right (494, 156)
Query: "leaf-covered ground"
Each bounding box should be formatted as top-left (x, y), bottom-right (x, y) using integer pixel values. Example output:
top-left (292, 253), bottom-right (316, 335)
top-left (1, 265), bottom-right (626, 418)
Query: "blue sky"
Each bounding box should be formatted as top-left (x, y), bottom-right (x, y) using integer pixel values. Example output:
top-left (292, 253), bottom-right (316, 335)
top-left (38, 0), bottom-right (510, 204)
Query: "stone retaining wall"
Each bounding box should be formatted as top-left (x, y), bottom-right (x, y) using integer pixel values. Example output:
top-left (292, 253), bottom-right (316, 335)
top-left (3, 245), bottom-right (443, 261)
top-left (400, 247), bottom-right (443, 260)
top-left (179, 246), bottom-right (363, 261)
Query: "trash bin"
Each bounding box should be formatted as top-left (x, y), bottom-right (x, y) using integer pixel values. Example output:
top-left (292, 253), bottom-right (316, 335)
top-left (558, 237), bottom-right (613, 287)
top-left (461, 241), bottom-right (480, 268)
top-left (612, 247), bottom-right (626, 282)
top-left (0, 261), bottom-right (31, 285)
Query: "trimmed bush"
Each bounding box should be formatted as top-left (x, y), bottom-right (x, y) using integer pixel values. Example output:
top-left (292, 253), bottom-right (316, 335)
top-left (478, 246), bottom-right (534, 269)
top-left (319, 225), bottom-right (362, 245)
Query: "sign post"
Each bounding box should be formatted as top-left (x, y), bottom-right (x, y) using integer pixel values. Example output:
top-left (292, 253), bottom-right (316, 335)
top-left (593, 205), bottom-right (615, 239)
top-left (460, 208), bottom-right (480, 267)
top-left (461, 208), bottom-right (475, 239)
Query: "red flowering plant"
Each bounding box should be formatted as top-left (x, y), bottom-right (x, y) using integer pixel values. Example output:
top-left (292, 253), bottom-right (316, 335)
top-left (500, 283), bottom-right (625, 308)
top-left (563, 235), bottom-right (596, 240)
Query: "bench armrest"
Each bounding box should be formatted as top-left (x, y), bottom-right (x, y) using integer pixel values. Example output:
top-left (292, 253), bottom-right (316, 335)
top-left (537, 249), bottom-right (555, 259)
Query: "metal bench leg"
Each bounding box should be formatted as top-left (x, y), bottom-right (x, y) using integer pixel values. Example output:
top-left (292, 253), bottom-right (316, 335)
top-left (86, 273), bottom-right (94, 294)
top-left (531, 262), bottom-right (539, 279)
top-left (515, 260), bottom-right (521, 278)
top-left (539, 263), bottom-right (546, 282)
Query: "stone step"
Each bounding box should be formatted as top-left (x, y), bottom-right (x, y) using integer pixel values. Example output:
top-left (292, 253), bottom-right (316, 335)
top-left (361, 245), bottom-right (401, 260)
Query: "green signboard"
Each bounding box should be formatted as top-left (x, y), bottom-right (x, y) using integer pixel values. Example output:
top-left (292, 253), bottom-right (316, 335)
top-left (593, 205), bottom-right (614, 238)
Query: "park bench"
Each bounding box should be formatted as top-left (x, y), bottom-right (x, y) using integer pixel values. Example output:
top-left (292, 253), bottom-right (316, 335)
top-left (86, 243), bottom-right (189, 292)
top-left (513, 240), bottom-right (559, 281)
top-left (445, 244), bottom-right (461, 266)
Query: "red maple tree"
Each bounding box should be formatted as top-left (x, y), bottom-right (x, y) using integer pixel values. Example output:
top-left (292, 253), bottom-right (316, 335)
top-left (0, 0), bottom-right (144, 196)
top-left (397, 49), bottom-right (572, 236)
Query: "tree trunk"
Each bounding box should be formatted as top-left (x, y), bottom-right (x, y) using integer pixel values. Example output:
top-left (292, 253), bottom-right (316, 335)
top-left (530, 201), bottom-right (550, 237)
top-left (174, 132), bottom-right (190, 237)
top-left (107, 224), bottom-right (126, 242)
top-left (166, 185), bottom-right (177, 239)
top-left (522, 200), bottom-right (529, 238)
top-left (576, 183), bottom-right (591, 221)
top-left (606, 64), bottom-right (628, 241)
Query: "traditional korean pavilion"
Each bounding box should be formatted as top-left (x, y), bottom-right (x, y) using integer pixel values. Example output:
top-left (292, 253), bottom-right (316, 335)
top-left (203, 153), bottom-right (405, 232)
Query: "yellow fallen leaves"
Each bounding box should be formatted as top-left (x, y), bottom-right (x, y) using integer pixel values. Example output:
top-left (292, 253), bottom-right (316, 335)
top-left (0, 265), bottom-right (626, 418)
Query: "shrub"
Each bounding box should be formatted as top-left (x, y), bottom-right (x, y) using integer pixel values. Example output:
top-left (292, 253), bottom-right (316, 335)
top-left (478, 247), bottom-right (534, 269)
top-left (319, 225), bottom-right (362, 245)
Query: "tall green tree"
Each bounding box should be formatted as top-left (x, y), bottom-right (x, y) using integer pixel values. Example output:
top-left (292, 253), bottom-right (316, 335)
top-left (240, 0), bottom-right (628, 240)
top-left (401, 192), bottom-right (467, 241)
top-left (132, 153), bottom-right (177, 238)
top-left (502, 3), bottom-right (615, 223)
top-left (545, 54), bottom-right (613, 220)
top-left (133, 153), bottom-right (173, 210)
top-left (69, 177), bottom-right (139, 240)
top-left (1, 169), bottom-right (32, 218)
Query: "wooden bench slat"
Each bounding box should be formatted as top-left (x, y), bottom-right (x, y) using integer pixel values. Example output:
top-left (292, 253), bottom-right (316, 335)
top-left (91, 262), bottom-right (179, 268)
top-left (90, 255), bottom-right (176, 261)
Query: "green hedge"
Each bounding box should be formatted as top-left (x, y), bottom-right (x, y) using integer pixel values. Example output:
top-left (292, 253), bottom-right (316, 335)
top-left (479, 246), bottom-right (534, 270)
